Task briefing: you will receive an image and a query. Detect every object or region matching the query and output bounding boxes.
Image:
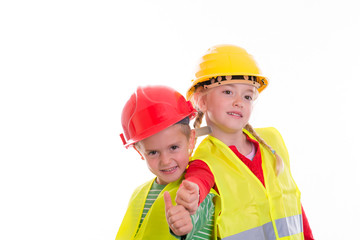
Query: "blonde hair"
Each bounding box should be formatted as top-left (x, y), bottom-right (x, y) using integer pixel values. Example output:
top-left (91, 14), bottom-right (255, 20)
top-left (244, 123), bottom-right (284, 175)
top-left (189, 88), bottom-right (207, 156)
top-left (190, 85), bottom-right (284, 175)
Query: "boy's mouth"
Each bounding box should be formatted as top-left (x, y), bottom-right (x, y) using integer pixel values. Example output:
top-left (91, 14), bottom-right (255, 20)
top-left (161, 166), bottom-right (178, 173)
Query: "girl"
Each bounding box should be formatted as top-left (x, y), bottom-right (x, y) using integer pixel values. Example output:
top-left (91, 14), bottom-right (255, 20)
top-left (176, 45), bottom-right (314, 240)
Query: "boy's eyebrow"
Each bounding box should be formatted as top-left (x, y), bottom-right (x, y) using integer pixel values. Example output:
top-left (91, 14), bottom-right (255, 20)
top-left (143, 148), bottom-right (160, 154)
top-left (144, 140), bottom-right (183, 152)
top-left (143, 147), bottom-right (158, 152)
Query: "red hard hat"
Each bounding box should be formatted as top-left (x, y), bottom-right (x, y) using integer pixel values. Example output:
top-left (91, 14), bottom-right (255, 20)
top-left (120, 85), bottom-right (197, 148)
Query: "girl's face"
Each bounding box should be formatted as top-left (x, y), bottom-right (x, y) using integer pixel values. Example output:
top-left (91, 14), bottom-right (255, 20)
top-left (200, 84), bottom-right (256, 134)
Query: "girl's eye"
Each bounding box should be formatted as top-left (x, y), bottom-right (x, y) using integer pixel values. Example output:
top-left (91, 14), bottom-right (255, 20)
top-left (245, 95), bottom-right (253, 100)
top-left (223, 90), bottom-right (232, 95)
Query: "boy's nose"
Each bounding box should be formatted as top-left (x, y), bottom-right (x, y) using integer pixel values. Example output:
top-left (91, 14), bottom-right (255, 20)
top-left (160, 153), bottom-right (172, 165)
top-left (233, 97), bottom-right (243, 108)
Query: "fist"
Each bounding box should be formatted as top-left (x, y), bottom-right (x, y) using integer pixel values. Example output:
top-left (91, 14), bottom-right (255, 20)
top-left (175, 180), bottom-right (200, 215)
top-left (164, 191), bottom-right (193, 236)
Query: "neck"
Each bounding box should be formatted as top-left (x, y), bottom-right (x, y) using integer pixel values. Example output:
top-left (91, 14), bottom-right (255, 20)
top-left (209, 122), bottom-right (244, 142)
top-left (208, 122), bottom-right (253, 155)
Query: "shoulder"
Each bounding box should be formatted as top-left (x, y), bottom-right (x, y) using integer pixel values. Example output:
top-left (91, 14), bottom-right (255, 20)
top-left (254, 126), bottom-right (281, 136)
top-left (188, 159), bottom-right (211, 172)
top-left (135, 178), bottom-right (155, 191)
top-left (254, 127), bottom-right (286, 145)
top-left (254, 127), bottom-right (291, 165)
top-left (130, 178), bottom-right (155, 199)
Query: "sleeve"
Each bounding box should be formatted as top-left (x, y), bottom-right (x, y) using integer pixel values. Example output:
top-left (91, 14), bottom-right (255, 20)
top-left (186, 193), bottom-right (215, 240)
top-left (302, 204), bottom-right (315, 240)
top-left (185, 160), bottom-right (215, 204)
top-left (169, 193), bottom-right (215, 240)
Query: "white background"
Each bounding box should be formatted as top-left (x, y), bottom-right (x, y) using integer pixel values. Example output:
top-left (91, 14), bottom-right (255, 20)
top-left (1, 0), bottom-right (359, 239)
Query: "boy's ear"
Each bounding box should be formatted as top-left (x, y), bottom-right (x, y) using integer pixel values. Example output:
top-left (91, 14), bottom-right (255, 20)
top-left (189, 129), bottom-right (196, 150)
top-left (133, 145), bottom-right (145, 160)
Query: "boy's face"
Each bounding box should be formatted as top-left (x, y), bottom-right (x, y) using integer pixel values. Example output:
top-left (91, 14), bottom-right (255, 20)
top-left (136, 124), bottom-right (194, 185)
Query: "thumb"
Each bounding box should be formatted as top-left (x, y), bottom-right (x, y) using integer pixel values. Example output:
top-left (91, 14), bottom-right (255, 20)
top-left (182, 180), bottom-right (198, 193)
top-left (164, 191), bottom-right (174, 211)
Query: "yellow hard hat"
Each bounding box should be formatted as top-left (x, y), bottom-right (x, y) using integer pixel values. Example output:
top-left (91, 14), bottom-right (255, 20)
top-left (186, 44), bottom-right (268, 100)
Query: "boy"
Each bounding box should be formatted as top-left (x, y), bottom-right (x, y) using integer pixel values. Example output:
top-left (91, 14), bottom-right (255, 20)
top-left (115, 85), bottom-right (217, 240)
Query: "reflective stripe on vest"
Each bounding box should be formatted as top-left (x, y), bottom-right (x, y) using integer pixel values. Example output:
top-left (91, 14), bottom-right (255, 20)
top-left (191, 127), bottom-right (304, 240)
top-left (223, 214), bottom-right (303, 240)
top-left (276, 214), bottom-right (303, 238)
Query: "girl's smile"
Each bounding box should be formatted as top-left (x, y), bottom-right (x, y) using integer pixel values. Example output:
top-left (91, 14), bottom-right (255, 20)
top-left (200, 83), bottom-right (256, 134)
top-left (227, 111), bottom-right (243, 118)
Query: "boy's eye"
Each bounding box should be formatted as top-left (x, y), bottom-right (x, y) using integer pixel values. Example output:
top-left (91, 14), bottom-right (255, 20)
top-left (170, 145), bottom-right (179, 151)
top-left (148, 150), bottom-right (158, 156)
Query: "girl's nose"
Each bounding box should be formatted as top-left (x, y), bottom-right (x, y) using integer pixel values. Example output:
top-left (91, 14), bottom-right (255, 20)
top-left (233, 97), bottom-right (243, 108)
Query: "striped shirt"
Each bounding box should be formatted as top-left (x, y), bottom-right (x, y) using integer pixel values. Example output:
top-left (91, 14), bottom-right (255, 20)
top-left (186, 192), bottom-right (215, 239)
top-left (138, 181), bottom-right (164, 228)
top-left (138, 180), bottom-right (215, 239)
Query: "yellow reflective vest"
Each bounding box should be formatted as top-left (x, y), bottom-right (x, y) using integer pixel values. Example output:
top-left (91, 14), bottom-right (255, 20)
top-left (115, 177), bottom-right (181, 240)
top-left (191, 127), bottom-right (304, 240)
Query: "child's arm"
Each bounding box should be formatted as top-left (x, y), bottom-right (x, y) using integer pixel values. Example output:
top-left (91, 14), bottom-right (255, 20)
top-left (302, 205), bottom-right (315, 240)
top-left (175, 160), bottom-right (215, 215)
top-left (185, 160), bottom-right (215, 203)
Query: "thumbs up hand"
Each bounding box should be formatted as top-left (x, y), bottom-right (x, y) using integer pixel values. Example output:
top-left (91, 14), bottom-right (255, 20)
top-left (175, 180), bottom-right (200, 215)
top-left (164, 191), bottom-right (193, 236)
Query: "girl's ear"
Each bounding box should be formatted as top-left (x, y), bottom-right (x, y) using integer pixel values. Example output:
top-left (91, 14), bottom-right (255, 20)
top-left (133, 145), bottom-right (145, 160)
top-left (193, 91), bottom-right (207, 112)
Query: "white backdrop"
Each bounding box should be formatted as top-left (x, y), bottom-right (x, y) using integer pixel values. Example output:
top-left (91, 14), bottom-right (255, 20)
top-left (1, 0), bottom-right (359, 239)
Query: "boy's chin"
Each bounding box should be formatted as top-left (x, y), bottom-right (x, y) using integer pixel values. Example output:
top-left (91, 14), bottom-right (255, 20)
top-left (157, 173), bottom-right (182, 185)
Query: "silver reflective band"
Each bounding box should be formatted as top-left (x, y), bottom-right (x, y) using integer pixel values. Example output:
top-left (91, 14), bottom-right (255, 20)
top-left (222, 221), bottom-right (275, 240)
top-left (222, 214), bottom-right (303, 240)
top-left (276, 214), bottom-right (303, 238)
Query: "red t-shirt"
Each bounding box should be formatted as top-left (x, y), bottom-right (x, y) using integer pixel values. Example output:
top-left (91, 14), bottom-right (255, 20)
top-left (185, 135), bottom-right (314, 240)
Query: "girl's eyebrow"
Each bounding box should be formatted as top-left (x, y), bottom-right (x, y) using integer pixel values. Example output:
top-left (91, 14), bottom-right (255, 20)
top-left (245, 90), bottom-right (255, 94)
top-left (244, 87), bottom-right (256, 94)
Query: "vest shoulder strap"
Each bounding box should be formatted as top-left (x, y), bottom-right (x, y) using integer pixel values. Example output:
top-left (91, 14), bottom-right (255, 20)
top-left (253, 127), bottom-right (291, 166)
top-left (115, 179), bottom-right (154, 240)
